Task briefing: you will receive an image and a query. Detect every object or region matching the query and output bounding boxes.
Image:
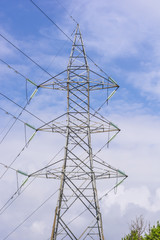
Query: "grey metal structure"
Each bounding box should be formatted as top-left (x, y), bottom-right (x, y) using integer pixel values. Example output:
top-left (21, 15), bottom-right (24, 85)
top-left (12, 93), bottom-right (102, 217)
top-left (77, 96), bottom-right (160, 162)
top-left (30, 24), bottom-right (127, 239)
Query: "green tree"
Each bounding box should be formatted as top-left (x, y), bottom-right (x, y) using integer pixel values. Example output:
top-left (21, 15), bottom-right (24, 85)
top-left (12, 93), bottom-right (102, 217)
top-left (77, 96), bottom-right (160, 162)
top-left (122, 230), bottom-right (143, 240)
top-left (144, 222), bottom-right (160, 240)
top-left (121, 218), bottom-right (160, 240)
top-left (122, 215), bottom-right (146, 240)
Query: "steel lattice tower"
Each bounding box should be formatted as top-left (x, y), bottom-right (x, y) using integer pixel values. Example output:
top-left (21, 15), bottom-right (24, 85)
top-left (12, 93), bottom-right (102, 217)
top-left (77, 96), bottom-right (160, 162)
top-left (30, 24), bottom-right (127, 239)
top-left (52, 25), bottom-right (105, 240)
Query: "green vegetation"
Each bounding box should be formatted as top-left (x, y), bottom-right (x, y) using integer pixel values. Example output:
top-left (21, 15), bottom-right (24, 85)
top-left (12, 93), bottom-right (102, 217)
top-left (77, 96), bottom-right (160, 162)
top-left (122, 230), bottom-right (140, 240)
top-left (144, 222), bottom-right (160, 240)
top-left (122, 216), bottom-right (160, 240)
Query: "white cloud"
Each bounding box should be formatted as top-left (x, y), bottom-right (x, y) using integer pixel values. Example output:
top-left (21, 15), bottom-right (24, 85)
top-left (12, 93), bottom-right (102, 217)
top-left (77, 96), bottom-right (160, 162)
top-left (127, 70), bottom-right (160, 100)
top-left (30, 221), bottom-right (45, 235)
top-left (102, 185), bottom-right (160, 214)
top-left (66, 0), bottom-right (160, 61)
top-left (66, 0), bottom-right (160, 103)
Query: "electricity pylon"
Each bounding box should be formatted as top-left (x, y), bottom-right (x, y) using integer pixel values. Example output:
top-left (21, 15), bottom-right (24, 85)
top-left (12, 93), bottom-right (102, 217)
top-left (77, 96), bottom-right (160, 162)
top-left (30, 24), bottom-right (127, 239)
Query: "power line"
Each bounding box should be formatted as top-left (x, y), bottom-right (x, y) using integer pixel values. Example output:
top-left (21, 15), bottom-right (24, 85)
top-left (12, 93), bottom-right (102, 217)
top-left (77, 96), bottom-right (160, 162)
top-left (0, 106), bottom-right (28, 126)
top-left (0, 177), bottom-right (29, 215)
top-left (0, 162), bottom-right (17, 173)
top-left (0, 34), bottom-right (75, 89)
top-left (0, 87), bottom-right (40, 144)
top-left (0, 92), bottom-right (47, 126)
top-left (0, 1), bottom-right (114, 144)
top-left (0, 90), bottom-right (66, 179)
top-left (0, 3), bottom-right (126, 239)
top-left (0, 58), bottom-right (38, 144)
top-left (2, 189), bottom-right (59, 240)
top-left (0, 1), bottom-right (115, 145)
top-left (0, 100), bottom-right (29, 145)
top-left (0, 177), bottom-right (35, 215)
top-left (2, 176), bottom-right (126, 240)
top-left (54, 0), bottom-right (78, 24)
top-left (0, 31), bottom-right (73, 89)
top-left (0, 58), bottom-right (37, 102)
top-left (0, 59), bottom-right (37, 138)
top-left (0, 106), bottom-right (35, 148)
top-left (30, 0), bottom-right (110, 78)
top-left (0, 33), bottom-right (53, 78)
top-left (0, 58), bottom-right (37, 85)
top-left (0, 130), bottom-right (37, 180)
top-left (0, 92), bottom-right (39, 145)
top-left (0, 147), bottom-right (64, 215)
top-left (30, 0), bottom-right (73, 44)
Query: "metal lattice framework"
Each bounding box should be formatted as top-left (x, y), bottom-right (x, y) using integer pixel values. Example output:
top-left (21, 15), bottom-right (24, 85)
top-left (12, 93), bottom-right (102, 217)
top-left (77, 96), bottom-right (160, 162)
top-left (29, 24), bottom-right (127, 239)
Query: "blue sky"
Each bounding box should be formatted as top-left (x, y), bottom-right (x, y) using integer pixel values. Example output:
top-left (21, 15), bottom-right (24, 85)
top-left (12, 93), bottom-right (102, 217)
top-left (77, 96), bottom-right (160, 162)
top-left (0, 0), bottom-right (160, 239)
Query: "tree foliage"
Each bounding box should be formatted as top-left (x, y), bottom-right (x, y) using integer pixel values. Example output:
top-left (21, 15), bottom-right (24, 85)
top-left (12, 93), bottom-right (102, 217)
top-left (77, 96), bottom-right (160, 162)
top-left (129, 215), bottom-right (146, 239)
top-left (122, 230), bottom-right (140, 240)
top-left (144, 222), bottom-right (160, 240)
top-left (121, 217), bottom-right (160, 240)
